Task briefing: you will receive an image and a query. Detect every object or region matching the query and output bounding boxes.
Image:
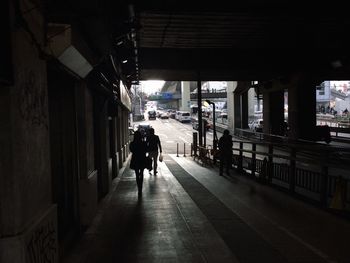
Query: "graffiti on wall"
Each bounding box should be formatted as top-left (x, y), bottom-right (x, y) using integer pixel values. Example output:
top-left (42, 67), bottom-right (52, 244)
top-left (26, 220), bottom-right (57, 263)
top-left (18, 69), bottom-right (48, 129)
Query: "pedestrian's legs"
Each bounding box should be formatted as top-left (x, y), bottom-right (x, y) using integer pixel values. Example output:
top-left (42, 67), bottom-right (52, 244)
top-left (153, 152), bottom-right (158, 174)
top-left (139, 169), bottom-right (144, 192)
top-left (135, 169), bottom-right (144, 194)
top-left (149, 151), bottom-right (158, 174)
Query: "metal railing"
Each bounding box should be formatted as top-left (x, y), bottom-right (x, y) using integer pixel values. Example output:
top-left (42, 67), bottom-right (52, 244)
top-left (230, 138), bottom-right (350, 210)
top-left (188, 131), bottom-right (350, 211)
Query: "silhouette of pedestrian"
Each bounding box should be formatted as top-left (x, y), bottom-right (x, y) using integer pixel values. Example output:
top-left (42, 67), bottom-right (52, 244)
top-left (146, 128), bottom-right (162, 175)
top-left (218, 129), bottom-right (233, 176)
top-left (130, 131), bottom-right (148, 196)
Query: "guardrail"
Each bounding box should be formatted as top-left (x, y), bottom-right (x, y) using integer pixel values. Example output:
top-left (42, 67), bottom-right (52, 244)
top-left (190, 130), bottom-right (350, 212)
top-left (231, 139), bottom-right (350, 210)
top-left (329, 127), bottom-right (350, 139)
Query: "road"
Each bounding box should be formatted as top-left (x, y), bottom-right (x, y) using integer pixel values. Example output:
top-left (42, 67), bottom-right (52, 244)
top-left (132, 117), bottom-right (221, 155)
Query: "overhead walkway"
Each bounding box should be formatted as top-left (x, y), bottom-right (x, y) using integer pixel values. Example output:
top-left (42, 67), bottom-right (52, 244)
top-left (62, 154), bottom-right (350, 263)
top-left (331, 88), bottom-right (347, 100)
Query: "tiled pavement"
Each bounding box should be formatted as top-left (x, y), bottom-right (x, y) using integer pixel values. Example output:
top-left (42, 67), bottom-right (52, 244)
top-left (62, 154), bottom-right (350, 263)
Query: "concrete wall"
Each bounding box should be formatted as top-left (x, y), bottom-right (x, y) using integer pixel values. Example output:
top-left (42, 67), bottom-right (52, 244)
top-left (76, 83), bottom-right (98, 227)
top-left (226, 81), bottom-right (237, 131)
top-left (93, 95), bottom-right (110, 200)
top-left (86, 87), bottom-right (95, 175)
top-left (1, 1), bottom-right (58, 261)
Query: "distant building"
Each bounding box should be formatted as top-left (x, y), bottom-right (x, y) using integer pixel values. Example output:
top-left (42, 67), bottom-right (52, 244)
top-left (316, 81), bottom-right (350, 114)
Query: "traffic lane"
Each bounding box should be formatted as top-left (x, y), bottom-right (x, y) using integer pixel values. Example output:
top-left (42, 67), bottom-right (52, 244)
top-left (146, 118), bottom-right (192, 154)
top-left (147, 118), bottom-right (217, 154)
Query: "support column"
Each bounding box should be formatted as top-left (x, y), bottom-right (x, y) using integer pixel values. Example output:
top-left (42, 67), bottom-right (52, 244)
top-left (263, 89), bottom-right (285, 135)
top-left (233, 82), bottom-right (250, 129)
top-left (288, 75), bottom-right (317, 140)
top-left (181, 81), bottom-right (191, 112)
top-left (226, 81), bottom-right (237, 131)
top-left (234, 93), bottom-right (242, 128)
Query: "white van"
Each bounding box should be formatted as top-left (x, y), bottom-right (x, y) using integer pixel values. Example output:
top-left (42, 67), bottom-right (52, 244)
top-left (178, 111), bottom-right (191, 123)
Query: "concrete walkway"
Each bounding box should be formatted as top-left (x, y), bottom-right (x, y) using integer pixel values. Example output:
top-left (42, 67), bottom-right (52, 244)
top-left (62, 154), bottom-right (350, 263)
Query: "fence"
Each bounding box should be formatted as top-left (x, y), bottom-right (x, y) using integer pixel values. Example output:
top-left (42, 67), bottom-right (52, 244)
top-left (188, 134), bottom-right (350, 211)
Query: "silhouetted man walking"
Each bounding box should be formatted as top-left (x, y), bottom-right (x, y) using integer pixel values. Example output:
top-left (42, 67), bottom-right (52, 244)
top-left (218, 129), bottom-right (233, 176)
top-left (146, 128), bottom-right (162, 175)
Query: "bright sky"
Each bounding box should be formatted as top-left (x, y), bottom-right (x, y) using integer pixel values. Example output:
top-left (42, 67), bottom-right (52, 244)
top-left (140, 80), bottom-right (165, 95)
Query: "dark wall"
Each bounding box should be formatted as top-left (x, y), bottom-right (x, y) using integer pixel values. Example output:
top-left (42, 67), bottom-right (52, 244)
top-left (85, 87), bottom-right (95, 175)
top-left (93, 94), bottom-right (109, 199)
top-left (0, 0), bottom-right (13, 86)
top-left (47, 63), bottom-right (80, 246)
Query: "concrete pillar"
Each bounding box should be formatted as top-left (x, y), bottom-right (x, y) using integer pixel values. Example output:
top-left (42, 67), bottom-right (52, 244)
top-left (263, 89), bottom-right (285, 135)
top-left (232, 82), bottom-right (250, 129)
top-left (0, 1), bottom-right (58, 262)
top-left (226, 81), bottom-right (237, 131)
top-left (181, 81), bottom-right (191, 111)
top-left (288, 75), bottom-right (317, 140)
top-left (234, 93), bottom-right (242, 128)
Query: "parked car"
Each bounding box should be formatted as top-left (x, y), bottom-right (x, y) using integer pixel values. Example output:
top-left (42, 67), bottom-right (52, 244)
top-left (160, 112), bottom-right (169, 119)
top-left (169, 110), bottom-right (176, 119)
top-left (249, 119), bottom-right (263, 132)
top-left (177, 111), bottom-right (191, 122)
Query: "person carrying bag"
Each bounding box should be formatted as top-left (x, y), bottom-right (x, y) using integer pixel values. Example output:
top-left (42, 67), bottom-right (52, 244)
top-left (146, 128), bottom-right (162, 174)
top-left (146, 155), bottom-right (153, 170)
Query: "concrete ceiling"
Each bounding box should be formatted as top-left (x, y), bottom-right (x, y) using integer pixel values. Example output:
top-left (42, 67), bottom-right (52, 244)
top-left (47, 0), bottom-right (350, 83)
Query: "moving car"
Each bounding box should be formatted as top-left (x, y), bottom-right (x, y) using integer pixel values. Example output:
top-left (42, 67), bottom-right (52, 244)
top-left (148, 110), bottom-right (156, 120)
